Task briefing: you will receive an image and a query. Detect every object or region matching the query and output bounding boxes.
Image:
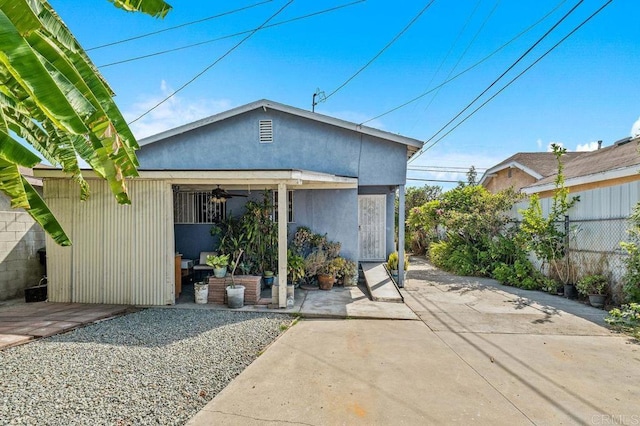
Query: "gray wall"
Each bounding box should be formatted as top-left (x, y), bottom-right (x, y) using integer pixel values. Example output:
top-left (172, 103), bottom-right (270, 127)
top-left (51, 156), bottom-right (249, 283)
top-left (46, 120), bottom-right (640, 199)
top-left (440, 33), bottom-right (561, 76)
top-left (0, 192), bottom-right (45, 300)
top-left (292, 189), bottom-right (358, 260)
top-left (137, 108), bottom-right (408, 186)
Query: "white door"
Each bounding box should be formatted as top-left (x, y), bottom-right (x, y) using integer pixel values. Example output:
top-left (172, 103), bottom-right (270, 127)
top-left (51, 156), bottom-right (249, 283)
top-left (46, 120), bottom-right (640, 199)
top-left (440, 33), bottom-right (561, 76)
top-left (358, 195), bottom-right (387, 261)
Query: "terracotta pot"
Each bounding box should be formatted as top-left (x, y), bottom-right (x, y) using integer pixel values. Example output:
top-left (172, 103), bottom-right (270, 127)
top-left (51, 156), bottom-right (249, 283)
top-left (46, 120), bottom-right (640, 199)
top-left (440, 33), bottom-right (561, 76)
top-left (317, 274), bottom-right (335, 290)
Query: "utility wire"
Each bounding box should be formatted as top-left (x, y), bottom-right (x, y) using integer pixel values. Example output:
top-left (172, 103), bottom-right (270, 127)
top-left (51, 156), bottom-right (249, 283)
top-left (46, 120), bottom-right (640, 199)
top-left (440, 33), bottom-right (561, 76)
top-left (128, 1), bottom-right (294, 125)
top-left (359, 0), bottom-right (568, 126)
top-left (87, 0), bottom-right (273, 51)
top-left (99, 1), bottom-right (365, 68)
top-left (407, 178), bottom-right (463, 183)
top-left (323, 0), bottom-right (437, 101)
top-left (411, 0), bottom-right (483, 121)
top-left (419, 0), bottom-right (501, 117)
top-left (419, 0), bottom-right (584, 151)
top-left (420, 0), bottom-right (613, 156)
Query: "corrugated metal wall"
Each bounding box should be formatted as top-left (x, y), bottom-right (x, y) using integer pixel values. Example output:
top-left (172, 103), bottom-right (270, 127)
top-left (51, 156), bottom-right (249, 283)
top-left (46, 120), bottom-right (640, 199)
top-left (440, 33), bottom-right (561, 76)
top-left (45, 179), bottom-right (174, 305)
top-left (514, 180), bottom-right (640, 220)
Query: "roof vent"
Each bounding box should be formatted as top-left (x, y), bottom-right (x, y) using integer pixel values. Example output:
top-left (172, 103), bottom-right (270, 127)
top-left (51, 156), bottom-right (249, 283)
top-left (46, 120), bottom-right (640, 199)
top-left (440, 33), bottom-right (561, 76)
top-left (259, 119), bottom-right (273, 143)
top-left (614, 137), bottom-right (632, 146)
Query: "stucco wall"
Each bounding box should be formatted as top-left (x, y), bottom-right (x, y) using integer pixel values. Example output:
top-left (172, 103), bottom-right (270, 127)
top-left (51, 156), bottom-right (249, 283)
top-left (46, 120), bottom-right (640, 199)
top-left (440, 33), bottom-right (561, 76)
top-left (292, 189), bottom-right (359, 261)
top-left (137, 108), bottom-right (408, 186)
top-left (0, 193), bottom-right (45, 301)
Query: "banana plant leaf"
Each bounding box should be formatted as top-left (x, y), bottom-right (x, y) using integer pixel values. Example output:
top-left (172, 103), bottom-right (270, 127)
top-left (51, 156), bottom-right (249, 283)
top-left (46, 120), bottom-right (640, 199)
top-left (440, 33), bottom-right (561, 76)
top-left (0, 0), bottom-right (172, 245)
top-left (108, 0), bottom-right (172, 17)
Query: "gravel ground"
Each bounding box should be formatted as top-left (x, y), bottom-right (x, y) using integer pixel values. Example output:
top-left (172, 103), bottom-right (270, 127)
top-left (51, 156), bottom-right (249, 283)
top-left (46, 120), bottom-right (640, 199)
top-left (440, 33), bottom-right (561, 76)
top-left (0, 309), bottom-right (292, 425)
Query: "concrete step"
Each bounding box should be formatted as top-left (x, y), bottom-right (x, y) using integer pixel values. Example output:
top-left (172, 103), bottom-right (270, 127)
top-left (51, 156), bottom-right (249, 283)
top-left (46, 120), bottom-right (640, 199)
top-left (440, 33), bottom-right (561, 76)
top-left (361, 263), bottom-right (403, 303)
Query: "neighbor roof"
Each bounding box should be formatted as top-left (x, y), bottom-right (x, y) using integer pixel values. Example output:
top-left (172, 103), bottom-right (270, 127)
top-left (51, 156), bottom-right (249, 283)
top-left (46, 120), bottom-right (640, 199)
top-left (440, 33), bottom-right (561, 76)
top-left (524, 137), bottom-right (640, 192)
top-left (479, 151), bottom-right (583, 186)
top-left (138, 99), bottom-right (423, 159)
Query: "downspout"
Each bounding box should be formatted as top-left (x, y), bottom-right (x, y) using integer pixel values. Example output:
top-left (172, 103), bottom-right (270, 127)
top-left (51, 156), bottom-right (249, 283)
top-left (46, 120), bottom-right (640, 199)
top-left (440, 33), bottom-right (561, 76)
top-left (398, 184), bottom-right (405, 288)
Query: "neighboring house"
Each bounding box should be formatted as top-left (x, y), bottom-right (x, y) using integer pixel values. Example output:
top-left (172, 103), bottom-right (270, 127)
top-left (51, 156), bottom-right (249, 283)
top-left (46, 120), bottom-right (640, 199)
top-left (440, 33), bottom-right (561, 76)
top-left (479, 151), bottom-right (583, 193)
top-left (0, 168), bottom-right (45, 301)
top-left (522, 137), bottom-right (640, 198)
top-left (515, 137), bottom-right (640, 301)
top-left (35, 99), bottom-right (422, 306)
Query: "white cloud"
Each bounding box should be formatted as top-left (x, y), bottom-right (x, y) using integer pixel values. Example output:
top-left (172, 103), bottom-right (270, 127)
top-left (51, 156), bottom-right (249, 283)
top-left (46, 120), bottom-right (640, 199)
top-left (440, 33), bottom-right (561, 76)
top-left (575, 141), bottom-right (599, 151)
top-left (536, 138), bottom-right (543, 149)
top-left (124, 80), bottom-right (233, 139)
top-left (631, 116), bottom-right (640, 137)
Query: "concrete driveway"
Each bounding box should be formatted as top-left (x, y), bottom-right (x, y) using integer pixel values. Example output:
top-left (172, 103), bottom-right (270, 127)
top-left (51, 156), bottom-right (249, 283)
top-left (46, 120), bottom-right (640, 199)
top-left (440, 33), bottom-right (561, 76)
top-left (189, 258), bottom-right (640, 425)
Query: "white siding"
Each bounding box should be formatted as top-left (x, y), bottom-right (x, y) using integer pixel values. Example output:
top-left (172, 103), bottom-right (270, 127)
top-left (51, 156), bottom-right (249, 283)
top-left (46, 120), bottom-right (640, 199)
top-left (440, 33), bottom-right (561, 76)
top-left (45, 179), bottom-right (174, 305)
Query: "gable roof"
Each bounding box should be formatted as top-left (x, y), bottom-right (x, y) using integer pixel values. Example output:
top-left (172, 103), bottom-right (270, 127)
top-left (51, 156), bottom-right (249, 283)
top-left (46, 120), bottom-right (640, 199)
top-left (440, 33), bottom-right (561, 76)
top-left (479, 151), bottom-right (583, 185)
top-left (524, 137), bottom-right (640, 193)
top-left (138, 99), bottom-right (423, 159)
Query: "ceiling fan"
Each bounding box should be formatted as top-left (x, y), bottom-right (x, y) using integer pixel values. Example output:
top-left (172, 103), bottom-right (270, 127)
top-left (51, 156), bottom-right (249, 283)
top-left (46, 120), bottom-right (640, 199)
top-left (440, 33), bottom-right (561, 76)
top-left (210, 185), bottom-right (248, 203)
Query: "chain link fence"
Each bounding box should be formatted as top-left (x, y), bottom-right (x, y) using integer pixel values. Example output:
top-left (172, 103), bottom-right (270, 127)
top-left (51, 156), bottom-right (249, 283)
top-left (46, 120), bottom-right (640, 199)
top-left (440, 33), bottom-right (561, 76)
top-left (567, 217), bottom-right (629, 300)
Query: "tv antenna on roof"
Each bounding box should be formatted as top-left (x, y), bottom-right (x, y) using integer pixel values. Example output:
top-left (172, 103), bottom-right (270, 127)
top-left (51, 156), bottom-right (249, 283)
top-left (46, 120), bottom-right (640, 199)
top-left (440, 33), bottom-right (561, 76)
top-left (312, 88), bottom-right (326, 112)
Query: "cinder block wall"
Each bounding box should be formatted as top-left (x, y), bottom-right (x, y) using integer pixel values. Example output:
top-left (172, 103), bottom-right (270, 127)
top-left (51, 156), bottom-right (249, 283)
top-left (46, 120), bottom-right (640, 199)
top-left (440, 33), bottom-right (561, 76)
top-left (0, 193), bottom-right (45, 301)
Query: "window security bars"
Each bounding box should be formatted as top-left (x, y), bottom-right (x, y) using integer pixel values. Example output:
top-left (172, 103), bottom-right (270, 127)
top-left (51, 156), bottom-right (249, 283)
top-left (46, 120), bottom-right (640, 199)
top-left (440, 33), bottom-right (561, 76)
top-left (174, 191), bottom-right (226, 224)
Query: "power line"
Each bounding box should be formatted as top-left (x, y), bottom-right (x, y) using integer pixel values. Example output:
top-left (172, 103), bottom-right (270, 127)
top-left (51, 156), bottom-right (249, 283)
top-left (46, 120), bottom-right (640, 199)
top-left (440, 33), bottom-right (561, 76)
top-left (323, 0), bottom-right (437, 101)
top-left (407, 177), bottom-right (463, 183)
top-left (419, 0), bottom-right (584, 150)
top-left (359, 0), bottom-right (568, 126)
top-left (87, 0), bottom-right (273, 51)
top-left (419, 0), bottom-right (501, 118)
top-left (420, 0), bottom-right (613, 155)
top-left (408, 164), bottom-right (487, 170)
top-left (99, 1), bottom-right (366, 68)
top-left (128, 1), bottom-right (294, 125)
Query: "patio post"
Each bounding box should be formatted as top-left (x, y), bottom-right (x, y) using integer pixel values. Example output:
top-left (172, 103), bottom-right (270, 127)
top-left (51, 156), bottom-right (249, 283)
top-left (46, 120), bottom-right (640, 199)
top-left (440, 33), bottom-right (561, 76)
top-left (398, 185), bottom-right (405, 288)
top-left (277, 183), bottom-right (288, 307)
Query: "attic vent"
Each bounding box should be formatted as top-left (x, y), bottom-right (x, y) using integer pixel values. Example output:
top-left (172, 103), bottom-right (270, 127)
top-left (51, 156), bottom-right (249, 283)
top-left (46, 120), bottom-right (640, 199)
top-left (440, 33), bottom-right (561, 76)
top-left (259, 120), bottom-right (273, 143)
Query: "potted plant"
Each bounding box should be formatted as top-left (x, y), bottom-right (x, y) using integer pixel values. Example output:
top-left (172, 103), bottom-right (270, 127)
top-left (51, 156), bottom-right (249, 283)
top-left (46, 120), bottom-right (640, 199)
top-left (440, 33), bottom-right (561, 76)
top-left (337, 258), bottom-right (358, 286)
top-left (287, 250), bottom-right (305, 288)
top-left (206, 254), bottom-right (229, 278)
top-left (387, 251), bottom-right (409, 277)
top-left (304, 249), bottom-right (327, 282)
top-left (194, 277), bottom-right (209, 304)
top-left (263, 270), bottom-right (275, 288)
top-left (317, 258), bottom-right (339, 291)
top-left (576, 274), bottom-right (608, 308)
top-left (226, 250), bottom-right (245, 309)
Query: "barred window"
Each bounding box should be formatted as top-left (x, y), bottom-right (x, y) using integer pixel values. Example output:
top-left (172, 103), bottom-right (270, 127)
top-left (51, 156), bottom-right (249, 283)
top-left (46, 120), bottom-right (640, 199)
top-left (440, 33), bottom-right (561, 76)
top-left (273, 190), bottom-right (294, 223)
top-left (174, 191), bottom-right (226, 224)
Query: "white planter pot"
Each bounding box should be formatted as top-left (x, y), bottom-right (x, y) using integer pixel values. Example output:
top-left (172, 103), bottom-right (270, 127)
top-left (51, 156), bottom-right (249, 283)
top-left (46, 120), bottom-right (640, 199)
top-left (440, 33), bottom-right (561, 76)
top-left (194, 283), bottom-right (209, 304)
top-left (226, 285), bottom-right (245, 309)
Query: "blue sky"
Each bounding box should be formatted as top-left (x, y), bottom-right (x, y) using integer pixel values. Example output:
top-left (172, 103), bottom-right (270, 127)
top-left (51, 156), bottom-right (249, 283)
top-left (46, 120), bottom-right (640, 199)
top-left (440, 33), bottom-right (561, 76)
top-left (49, 0), bottom-right (640, 189)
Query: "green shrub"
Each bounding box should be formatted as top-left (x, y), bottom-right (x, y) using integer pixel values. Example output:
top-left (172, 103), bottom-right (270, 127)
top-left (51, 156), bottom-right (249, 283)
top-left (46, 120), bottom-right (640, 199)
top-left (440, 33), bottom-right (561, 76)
top-left (576, 274), bottom-right (608, 296)
top-left (620, 241), bottom-right (640, 303)
top-left (428, 240), bottom-right (452, 270)
top-left (606, 303), bottom-right (640, 340)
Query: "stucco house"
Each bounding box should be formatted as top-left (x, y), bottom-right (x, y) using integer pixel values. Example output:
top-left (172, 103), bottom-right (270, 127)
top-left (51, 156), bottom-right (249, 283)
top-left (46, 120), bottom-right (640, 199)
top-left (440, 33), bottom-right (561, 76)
top-left (479, 151), bottom-right (583, 193)
top-left (36, 99), bottom-right (422, 306)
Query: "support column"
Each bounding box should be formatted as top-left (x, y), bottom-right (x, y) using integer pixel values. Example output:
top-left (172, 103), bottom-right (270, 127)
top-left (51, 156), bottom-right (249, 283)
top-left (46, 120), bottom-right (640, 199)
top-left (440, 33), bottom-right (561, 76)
top-left (277, 183), bottom-right (288, 308)
top-left (398, 185), bottom-right (405, 288)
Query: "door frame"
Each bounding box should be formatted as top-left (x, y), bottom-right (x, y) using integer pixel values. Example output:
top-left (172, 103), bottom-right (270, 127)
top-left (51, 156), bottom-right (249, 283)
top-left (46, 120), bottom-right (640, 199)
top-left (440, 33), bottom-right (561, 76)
top-left (358, 194), bottom-right (387, 262)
